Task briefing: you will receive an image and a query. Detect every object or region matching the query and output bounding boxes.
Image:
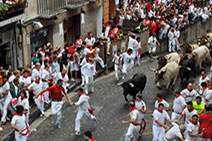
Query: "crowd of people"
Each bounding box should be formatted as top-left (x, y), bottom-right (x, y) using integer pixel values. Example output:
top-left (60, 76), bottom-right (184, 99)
top-left (0, 0), bottom-right (212, 141)
top-left (121, 70), bottom-right (212, 141)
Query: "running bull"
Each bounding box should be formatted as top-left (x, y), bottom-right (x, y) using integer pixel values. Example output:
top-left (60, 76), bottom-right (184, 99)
top-left (118, 73), bottom-right (147, 101)
top-left (149, 61), bottom-right (179, 89)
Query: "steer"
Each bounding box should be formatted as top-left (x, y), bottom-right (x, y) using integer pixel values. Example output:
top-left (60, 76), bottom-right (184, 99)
top-left (119, 73), bottom-right (147, 101)
top-left (179, 56), bottom-right (196, 83)
top-left (191, 45), bottom-right (212, 69)
top-left (150, 62), bottom-right (179, 89)
top-left (157, 52), bottom-right (181, 70)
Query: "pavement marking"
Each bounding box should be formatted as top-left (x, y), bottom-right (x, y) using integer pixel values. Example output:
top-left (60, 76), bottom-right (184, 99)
top-left (29, 108), bottom-right (51, 132)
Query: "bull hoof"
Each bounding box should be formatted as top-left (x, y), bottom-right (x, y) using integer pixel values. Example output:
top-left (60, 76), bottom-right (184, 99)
top-left (157, 86), bottom-right (162, 90)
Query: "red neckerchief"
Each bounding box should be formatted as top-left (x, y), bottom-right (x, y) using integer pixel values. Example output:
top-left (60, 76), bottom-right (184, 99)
top-left (23, 75), bottom-right (28, 79)
top-left (187, 88), bottom-right (193, 92)
top-left (201, 76), bottom-right (207, 80)
top-left (14, 113), bottom-right (23, 116)
top-left (41, 50), bottom-right (45, 54)
top-left (87, 37), bottom-right (91, 40)
top-left (130, 107), bottom-right (137, 112)
top-left (203, 86), bottom-right (208, 91)
top-left (176, 94), bottom-right (183, 98)
top-left (158, 98), bottom-right (164, 103)
top-left (44, 68), bottom-right (48, 71)
top-left (61, 72), bottom-right (65, 78)
top-left (14, 83), bottom-right (19, 88)
top-left (156, 108), bottom-right (163, 113)
top-left (35, 81), bottom-right (40, 84)
top-left (80, 92), bottom-right (85, 96)
top-left (34, 67), bottom-right (39, 72)
top-left (127, 51), bottom-right (130, 55)
top-left (91, 138), bottom-right (95, 141)
top-left (190, 120), bottom-right (197, 125)
top-left (27, 74), bottom-right (31, 77)
top-left (188, 107), bottom-right (195, 112)
top-left (21, 96), bottom-right (27, 101)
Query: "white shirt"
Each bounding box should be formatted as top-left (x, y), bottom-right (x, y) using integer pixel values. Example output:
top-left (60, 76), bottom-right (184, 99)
top-left (148, 36), bottom-right (157, 48)
top-left (42, 69), bottom-right (50, 87)
top-left (11, 114), bottom-right (26, 131)
top-left (56, 72), bottom-right (69, 88)
top-left (28, 81), bottom-right (43, 95)
top-left (3, 82), bottom-right (12, 99)
top-left (185, 121), bottom-right (200, 141)
top-left (31, 68), bottom-right (41, 81)
top-left (168, 31), bottom-right (174, 40)
top-left (135, 100), bottom-right (146, 120)
top-left (181, 88), bottom-right (199, 102)
top-left (173, 95), bottom-right (186, 114)
top-left (129, 108), bottom-right (140, 124)
top-left (122, 52), bottom-right (134, 65)
top-left (75, 94), bottom-right (90, 111)
top-left (112, 54), bottom-right (122, 65)
top-left (83, 48), bottom-right (95, 56)
top-left (19, 76), bottom-right (31, 88)
top-left (128, 36), bottom-right (137, 50)
top-left (182, 108), bottom-right (198, 123)
top-left (154, 99), bottom-right (169, 108)
top-left (205, 89), bottom-right (212, 104)
top-left (199, 76), bottom-right (210, 87)
top-left (85, 37), bottom-right (96, 47)
top-left (8, 74), bottom-right (16, 83)
top-left (81, 63), bottom-right (96, 77)
top-left (174, 30), bottom-right (180, 38)
top-left (165, 122), bottom-right (183, 140)
top-left (153, 109), bottom-right (170, 126)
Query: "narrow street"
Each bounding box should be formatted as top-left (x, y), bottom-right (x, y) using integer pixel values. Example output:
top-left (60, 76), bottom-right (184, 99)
top-left (28, 57), bottom-right (206, 141)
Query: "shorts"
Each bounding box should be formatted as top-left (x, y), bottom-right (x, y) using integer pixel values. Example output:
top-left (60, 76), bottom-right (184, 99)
top-left (148, 46), bottom-right (156, 53)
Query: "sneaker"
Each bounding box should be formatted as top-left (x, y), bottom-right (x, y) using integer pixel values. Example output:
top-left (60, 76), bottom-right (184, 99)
top-left (91, 115), bottom-right (97, 121)
top-left (57, 123), bottom-right (61, 129)
top-left (75, 131), bottom-right (81, 136)
top-left (40, 111), bottom-right (45, 117)
top-left (45, 100), bottom-right (51, 104)
top-left (0, 121), bottom-right (6, 125)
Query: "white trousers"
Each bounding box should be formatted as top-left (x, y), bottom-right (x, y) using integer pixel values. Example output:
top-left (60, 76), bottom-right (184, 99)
top-left (125, 124), bottom-right (140, 141)
top-left (51, 101), bottom-right (63, 124)
top-left (152, 125), bottom-right (165, 141)
top-left (81, 74), bottom-right (85, 85)
top-left (43, 84), bottom-right (49, 102)
top-left (85, 76), bottom-right (94, 94)
top-left (1, 97), bottom-right (12, 122)
top-left (168, 39), bottom-right (175, 52)
top-left (15, 131), bottom-right (28, 141)
top-left (94, 56), bottom-right (104, 68)
top-left (75, 108), bottom-right (96, 132)
top-left (171, 112), bottom-right (181, 120)
top-left (34, 96), bottom-right (44, 113)
top-left (174, 38), bottom-right (180, 49)
top-left (114, 64), bottom-right (122, 80)
top-left (122, 64), bottom-right (133, 79)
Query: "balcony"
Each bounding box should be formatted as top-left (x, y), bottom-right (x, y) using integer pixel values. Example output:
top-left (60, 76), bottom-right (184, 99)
top-left (65, 0), bottom-right (89, 9)
top-left (0, 0), bottom-right (27, 21)
top-left (37, 0), bottom-right (67, 18)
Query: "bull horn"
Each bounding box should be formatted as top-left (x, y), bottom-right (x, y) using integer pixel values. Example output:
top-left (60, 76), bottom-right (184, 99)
top-left (148, 66), bottom-right (157, 72)
top-left (186, 67), bottom-right (191, 71)
top-left (129, 83), bottom-right (134, 88)
top-left (117, 82), bottom-right (123, 86)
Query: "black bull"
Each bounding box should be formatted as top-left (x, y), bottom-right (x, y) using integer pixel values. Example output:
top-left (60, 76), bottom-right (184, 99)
top-left (120, 73), bottom-right (147, 101)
